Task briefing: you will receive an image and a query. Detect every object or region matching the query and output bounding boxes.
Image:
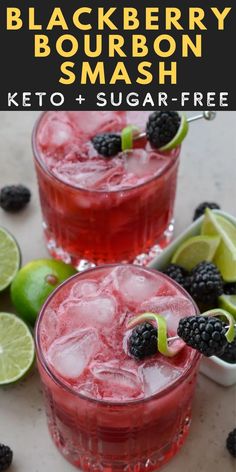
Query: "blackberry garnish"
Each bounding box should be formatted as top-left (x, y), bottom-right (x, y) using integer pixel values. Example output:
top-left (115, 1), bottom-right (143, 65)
top-left (0, 185), bottom-right (31, 212)
top-left (193, 202), bottom-right (220, 221)
top-left (177, 315), bottom-right (227, 357)
top-left (188, 261), bottom-right (223, 306)
top-left (146, 111), bottom-right (181, 149)
top-left (164, 264), bottom-right (189, 288)
top-left (223, 283), bottom-right (236, 295)
top-left (226, 429), bottom-right (236, 458)
top-left (218, 335), bottom-right (236, 364)
top-left (0, 444), bottom-right (13, 471)
top-left (129, 322), bottom-right (157, 360)
top-left (92, 133), bottom-right (122, 157)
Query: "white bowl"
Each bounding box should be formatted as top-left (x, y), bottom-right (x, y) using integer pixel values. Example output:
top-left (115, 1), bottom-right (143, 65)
top-left (148, 210), bottom-right (236, 387)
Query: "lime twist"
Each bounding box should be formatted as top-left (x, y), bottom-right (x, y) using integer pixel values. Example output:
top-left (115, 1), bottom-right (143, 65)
top-left (127, 309), bottom-right (235, 358)
top-left (127, 312), bottom-right (184, 357)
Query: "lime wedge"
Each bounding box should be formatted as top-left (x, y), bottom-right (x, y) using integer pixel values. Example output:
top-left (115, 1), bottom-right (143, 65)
top-left (0, 312), bottom-right (35, 385)
top-left (160, 113), bottom-right (189, 152)
top-left (218, 295), bottom-right (236, 319)
top-left (0, 227), bottom-right (21, 292)
top-left (171, 235), bottom-right (220, 271)
top-left (201, 209), bottom-right (236, 281)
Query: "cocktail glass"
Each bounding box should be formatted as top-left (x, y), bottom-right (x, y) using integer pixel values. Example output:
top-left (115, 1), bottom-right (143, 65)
top-left (35, 264), bottom-right (200, 471)
top-left (33, 112), bottom-right (180, 270)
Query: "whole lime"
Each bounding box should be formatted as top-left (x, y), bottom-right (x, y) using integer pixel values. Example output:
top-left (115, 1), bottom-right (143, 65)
top-left (10, 259), bottom-right (77, 325)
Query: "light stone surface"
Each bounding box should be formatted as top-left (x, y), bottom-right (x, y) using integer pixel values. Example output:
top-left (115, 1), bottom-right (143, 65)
top-left (0, 111), bottom-right (236, 472)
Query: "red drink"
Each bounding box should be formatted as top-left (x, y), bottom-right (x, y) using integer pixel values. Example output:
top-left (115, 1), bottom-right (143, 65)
top-left (35, 265), bottom-right (200, 471)
top-left (33, 112), bottom-right (180, 269)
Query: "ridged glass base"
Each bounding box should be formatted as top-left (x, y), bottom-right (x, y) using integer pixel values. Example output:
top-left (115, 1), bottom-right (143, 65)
top-left (48, 412), bottom-right (191, 472)
top-left (44, 220), bottom-right (174, 271)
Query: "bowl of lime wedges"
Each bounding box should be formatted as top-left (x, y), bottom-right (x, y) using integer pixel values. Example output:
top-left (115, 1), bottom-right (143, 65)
top-left (149, 209), bottom-right (236, 387)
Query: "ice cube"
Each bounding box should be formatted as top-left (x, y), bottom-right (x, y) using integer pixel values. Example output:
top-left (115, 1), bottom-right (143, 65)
top-left (91, 361), bottom-right (144, 399)
top-left (68, 111), bottom-right (127, 136)
top-left (143, 361), bottom-right (182, 396)
top-left (70, 280), bottom-right (99, 298)
top-left (47, 328), bottom-right (98, 379)
top-left (58, 294), bottom-right (117, 333)
top-left (140, 296), bottom-right (196, 332)
top-left (114, 266), bottom-right (159, 308)
top-left (38, 114), bottom-right (74, 150)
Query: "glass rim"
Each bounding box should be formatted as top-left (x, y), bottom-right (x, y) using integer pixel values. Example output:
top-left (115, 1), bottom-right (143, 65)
top-left (32, 111), bottom-right (181, 195)
top-left (35, 263), bottom-right (200, 407)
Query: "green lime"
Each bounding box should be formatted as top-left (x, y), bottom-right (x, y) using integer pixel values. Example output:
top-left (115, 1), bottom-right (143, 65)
top-left (121, 125), bottom-right (139, 152)
top-left (160, 113), bottom-right (189, 152)
top-left (11, 259), bottom-right (77, 326)
top-left (171, 235), bottom-right (220, 271)
top-left (201, 209), bottom-right (236, 281)
top-left (218, 295), bottom-right (236, 320)
top-left (0, 312), bottom-right (35, 385)
top-left (127, 312), bottom-right (183, 357)
top-left (0, 227), bottom-right (21, 292)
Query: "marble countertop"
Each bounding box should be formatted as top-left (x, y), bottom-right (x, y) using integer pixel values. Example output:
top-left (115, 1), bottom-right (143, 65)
top-left (0, 111), bottom-right (235, 472)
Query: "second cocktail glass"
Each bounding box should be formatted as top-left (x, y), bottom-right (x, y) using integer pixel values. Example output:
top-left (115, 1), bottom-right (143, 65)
top-left (33, 111), bottom-right (180, 270)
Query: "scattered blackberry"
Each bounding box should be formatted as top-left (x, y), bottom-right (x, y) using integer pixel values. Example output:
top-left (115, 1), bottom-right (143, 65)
top-left (177, 315), bottom-right (227, 357)
top-left (0, 444), bottom-right (13, 471)
top-left (218, 335), bottom-right (236, 364)
top-left (226, 429), bottom-right (236, 458)
top-left (129, 322), bottom-right (157, 360)
top-left (146, 111), bottom-right (181, 149)
top-left (164, 264), bottom-right (189, 288)
top-left (92, 133), bottom-right (122, 157)
top-left (188, 261), bottom-right (223, 306)
top-left (223, 283), bottom-right (236, 295)
top-left (193, 202), bottom-right (220, 221)
top-left (0, 185), bottom-right (31, 212)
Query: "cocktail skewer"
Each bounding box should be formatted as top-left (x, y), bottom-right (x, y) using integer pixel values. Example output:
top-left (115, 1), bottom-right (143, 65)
top-left (133, 111), bottom-right (217, 141)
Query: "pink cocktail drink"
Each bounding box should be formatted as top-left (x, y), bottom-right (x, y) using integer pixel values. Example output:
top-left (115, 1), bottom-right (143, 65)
top-left (33, 112), bottom-right (180, 269)
top-left (36, 265), bottom-right (200, 471)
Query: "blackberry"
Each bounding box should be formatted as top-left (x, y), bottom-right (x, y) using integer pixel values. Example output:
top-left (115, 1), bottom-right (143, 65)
top-left (223, 283), bottom-right (236, 295)
top-left (226, 429), bottom-right (236, 458)
top-left (218, 335), bottom-right (236, 364)
top-left (177, 315), bottom-right (227, 357)
top-left (129, 322), bottom-right (157, 360)
top-left (193, 202), bottom-right (220, 221)
top-left (92, 133), bottom-right (122, 157)
top-left (0, 444), bottom-right (13, 471)
top-left (146, 111), bottom-right (181, 149)
top-left (164, 264), bottom-right (189, 288)
top-left (188, 261), bottom-right (223, 306)
top-left (0, 185), bottom-right (31, 212)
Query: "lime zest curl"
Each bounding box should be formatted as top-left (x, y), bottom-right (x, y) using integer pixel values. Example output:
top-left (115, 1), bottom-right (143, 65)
top-left (127, 312), bottom-right (185, 357)
top-left (121, 125), bottom-right (140, 152)
top-left (201, 309), bottom-right (235, 343)
top-left (159, 112), bottom-right (189, 152)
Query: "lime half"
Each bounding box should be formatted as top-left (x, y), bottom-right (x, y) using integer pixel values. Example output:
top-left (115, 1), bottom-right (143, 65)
top-left (171, 235), bottom-right (220, 271)
top-left (201, 209), bottom-right (236, 281)
top-left (160, 113), bottom-right (189, 152)
top-left (218, 295), bottom-right (236, 319)
top-left (0, 312), bottom-right (35, 385)
top-left (0, 227), bottom-right (21, 291)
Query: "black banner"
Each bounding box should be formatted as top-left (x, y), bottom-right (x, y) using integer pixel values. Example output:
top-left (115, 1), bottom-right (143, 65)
top-left (0, 0), bottom-right (234, 110)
